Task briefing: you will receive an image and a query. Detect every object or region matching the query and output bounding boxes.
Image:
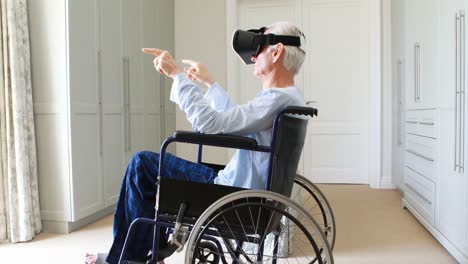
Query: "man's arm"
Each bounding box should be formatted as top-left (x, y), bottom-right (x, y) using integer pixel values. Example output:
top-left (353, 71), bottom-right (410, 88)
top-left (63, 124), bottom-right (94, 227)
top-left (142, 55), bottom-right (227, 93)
top-left (142, 48), bottom-right (281, 134)
top-left (171, 73), bottom-right (281, 135)
top-left (203, 83), bottom-right (237, 112)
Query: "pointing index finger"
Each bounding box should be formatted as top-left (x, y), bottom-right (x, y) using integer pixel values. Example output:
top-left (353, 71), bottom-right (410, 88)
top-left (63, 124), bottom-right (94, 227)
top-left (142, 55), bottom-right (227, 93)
top-left (142, 48), bottom-right (163, 56)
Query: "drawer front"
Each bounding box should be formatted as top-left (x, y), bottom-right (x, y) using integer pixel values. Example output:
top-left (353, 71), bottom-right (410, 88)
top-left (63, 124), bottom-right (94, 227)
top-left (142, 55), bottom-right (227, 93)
top-left (406, 134), bottom-right (436, 161)
top-left (406, 109), bottom-right (437, 138)
top-left (404, 167), bottom-right (435, 225)
top-left (405, 120), bottom-right (419, 135)
top-left (418, 110), bottom-right (437, 138)
top-left (405, 155), bottom-right (436, 182)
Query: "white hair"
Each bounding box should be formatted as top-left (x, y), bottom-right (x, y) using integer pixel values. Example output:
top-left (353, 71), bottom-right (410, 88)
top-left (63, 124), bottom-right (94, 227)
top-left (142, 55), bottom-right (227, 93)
top-left (266, 21), bottom-right (306, 75)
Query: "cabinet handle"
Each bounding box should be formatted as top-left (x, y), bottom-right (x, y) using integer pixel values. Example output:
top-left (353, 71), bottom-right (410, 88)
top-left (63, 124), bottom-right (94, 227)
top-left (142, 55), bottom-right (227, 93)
top-left (461, 11), bottom-right (466, 173)
top-left (122, 57), bottom-right (126, 153)
top-left (97, 49), bottom-right (103, 156)
top-left (416, 42), bottom-right (421, 102)
top-left (122, 57), bottom-right (131, 152)
top-left (125, 57), bottom-right (131, 152)
top-left (417, 43), bottom-right (421, 102)
top-left (455, 12), bottom-right (460, 171)
top-left (406, 149), bottom-right (434, 162)
top-left (405, 183), bottom-right (432, 205)
top-left (398, 59), bottom-right (405, 145)
top-left (406, 120), bottom-right (418, 124)
top-left (414, 42), bottom-right (421, 102)
top-left (414, 43), bottom-right (418, 102)
top-left (418, 121), bottom-right (434, 126)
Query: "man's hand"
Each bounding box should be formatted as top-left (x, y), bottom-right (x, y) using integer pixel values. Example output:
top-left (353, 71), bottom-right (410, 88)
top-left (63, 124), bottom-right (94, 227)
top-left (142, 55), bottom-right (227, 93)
top-left (182, 59), bottom-right (215, 88)
top-left (142, 48), bottom-right (182, 78)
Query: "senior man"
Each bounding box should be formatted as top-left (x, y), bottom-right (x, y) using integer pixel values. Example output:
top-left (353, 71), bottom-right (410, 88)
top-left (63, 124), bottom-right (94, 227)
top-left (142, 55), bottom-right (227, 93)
top-left (86, 21), bottom-right (306, 264)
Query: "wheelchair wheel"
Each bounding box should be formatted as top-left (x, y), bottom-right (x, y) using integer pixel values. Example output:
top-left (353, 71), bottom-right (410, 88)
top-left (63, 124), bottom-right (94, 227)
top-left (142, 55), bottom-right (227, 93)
top-left (193, 241), bottom-right (220, 264)
top-left (291, 174), bottom-right (336, 250)
top-left (185, 190), bottom-right (334, 264)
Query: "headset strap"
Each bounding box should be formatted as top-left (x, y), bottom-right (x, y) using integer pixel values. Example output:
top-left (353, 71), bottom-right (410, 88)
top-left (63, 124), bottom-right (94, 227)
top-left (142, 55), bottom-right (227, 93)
top-left (263, 34), bottom-right (301, 46)
top-left (248, 27), bottom-right (301, 47)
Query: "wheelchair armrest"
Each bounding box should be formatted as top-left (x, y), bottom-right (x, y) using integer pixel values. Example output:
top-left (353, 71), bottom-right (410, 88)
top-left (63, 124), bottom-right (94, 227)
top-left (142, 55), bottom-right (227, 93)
top-left (282, 106), bottom-right (318, 117)
top-left (173, 130), bottom-right (261, 150)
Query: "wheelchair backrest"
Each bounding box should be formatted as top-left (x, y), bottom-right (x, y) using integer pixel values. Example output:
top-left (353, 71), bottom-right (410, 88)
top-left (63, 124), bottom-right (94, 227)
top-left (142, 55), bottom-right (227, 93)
top-left (267, 114), bottom-right (308, 197)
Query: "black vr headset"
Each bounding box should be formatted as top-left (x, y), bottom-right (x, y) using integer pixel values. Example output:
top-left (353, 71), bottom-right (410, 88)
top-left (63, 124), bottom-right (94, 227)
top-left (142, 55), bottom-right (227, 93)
top-left (232, 27), bottom-right (302, 65)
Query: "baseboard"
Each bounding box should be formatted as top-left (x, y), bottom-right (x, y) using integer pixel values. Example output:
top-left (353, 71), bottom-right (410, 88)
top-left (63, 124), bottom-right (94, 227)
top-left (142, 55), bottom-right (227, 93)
top-left (402, 198), bottom-right (468, 264)
top-left (42, 204), bottom-right (115, 234)
top-left (380, 177), bottom-right (395, 189)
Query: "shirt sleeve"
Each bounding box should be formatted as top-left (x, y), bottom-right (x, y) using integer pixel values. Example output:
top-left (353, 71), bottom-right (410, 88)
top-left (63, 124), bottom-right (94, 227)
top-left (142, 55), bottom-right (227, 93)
top-left (203, 82), bottom-right (237, 112)
top-left (170, 73), bottom-right (285, 135)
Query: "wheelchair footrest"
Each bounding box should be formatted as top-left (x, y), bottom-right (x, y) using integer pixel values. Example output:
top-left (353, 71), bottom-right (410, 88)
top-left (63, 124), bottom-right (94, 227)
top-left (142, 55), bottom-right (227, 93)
top-left (169, 222), bottom-right (189, 252)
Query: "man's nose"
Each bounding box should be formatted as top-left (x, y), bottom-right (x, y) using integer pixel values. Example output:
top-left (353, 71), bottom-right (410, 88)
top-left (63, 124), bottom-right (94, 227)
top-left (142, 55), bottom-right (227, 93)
top-left (251, 56), bottom-right (257, 63)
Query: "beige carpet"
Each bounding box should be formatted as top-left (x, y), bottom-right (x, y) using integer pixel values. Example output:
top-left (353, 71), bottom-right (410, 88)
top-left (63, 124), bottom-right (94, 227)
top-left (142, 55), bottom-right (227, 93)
top-left (0, 185), bottom-right (457, 263)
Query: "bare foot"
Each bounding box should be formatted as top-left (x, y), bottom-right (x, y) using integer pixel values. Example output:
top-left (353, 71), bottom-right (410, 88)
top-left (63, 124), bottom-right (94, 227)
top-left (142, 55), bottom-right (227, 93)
top-left (85, 253), bottom-right (97, 264)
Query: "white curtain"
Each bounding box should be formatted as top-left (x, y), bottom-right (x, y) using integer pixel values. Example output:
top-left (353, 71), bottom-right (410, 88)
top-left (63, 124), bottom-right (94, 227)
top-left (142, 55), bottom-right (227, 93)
top-left (0, 0), bottom-right (41, 243)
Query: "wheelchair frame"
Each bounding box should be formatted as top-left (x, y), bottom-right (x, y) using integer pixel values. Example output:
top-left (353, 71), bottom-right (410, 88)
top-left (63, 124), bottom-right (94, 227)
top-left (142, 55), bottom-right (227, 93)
top-left (117, 106), bottom-right (334, 264)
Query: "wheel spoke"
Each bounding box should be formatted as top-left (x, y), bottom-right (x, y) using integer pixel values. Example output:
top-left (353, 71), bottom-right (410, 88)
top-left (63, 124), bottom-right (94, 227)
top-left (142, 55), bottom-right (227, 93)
top-left (234, 204), bottom-right (257, 255)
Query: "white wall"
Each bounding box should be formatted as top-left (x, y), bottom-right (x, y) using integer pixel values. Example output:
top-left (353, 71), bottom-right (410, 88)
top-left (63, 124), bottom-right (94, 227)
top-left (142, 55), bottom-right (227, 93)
top-left (174, 0), bottom-right (229, 164)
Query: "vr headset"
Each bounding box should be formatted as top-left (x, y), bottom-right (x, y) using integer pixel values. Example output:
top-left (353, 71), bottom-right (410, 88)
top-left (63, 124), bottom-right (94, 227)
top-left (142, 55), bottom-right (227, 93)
top-left (232, 27), bottom-right (302, 65)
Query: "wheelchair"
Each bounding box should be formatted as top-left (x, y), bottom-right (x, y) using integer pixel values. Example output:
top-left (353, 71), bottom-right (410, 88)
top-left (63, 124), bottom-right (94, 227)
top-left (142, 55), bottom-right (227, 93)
top-left (118, 106), bottom-right (336, 264)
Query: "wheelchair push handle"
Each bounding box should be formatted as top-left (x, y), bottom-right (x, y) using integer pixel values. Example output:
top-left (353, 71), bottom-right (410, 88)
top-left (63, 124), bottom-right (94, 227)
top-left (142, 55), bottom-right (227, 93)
top-left (281, 105), bottom-right (318, 117)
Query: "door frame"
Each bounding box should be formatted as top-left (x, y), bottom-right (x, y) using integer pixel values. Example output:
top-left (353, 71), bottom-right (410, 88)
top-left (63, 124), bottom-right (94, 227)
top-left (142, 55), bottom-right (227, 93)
top-left (225, 0), bottom-right (384, 188)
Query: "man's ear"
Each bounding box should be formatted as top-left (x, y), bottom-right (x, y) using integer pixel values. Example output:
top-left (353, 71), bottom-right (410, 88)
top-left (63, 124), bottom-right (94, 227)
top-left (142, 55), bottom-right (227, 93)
top-left (272, 43), bottom-right (284, 63)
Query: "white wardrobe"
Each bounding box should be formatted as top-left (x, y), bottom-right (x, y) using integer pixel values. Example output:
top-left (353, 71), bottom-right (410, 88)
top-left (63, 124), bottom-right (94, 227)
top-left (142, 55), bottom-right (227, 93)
top-left (392, 0), bottom-right (468, 262)
top-left (28, 0), bottom-right (175, 233)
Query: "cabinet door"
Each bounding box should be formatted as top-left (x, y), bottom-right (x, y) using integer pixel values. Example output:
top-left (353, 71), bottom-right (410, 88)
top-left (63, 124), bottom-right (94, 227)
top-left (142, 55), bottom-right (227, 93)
top-left (67, 0), bottom-right (103, 220)
top-left (99, 0), bottom-right (126, 206)
top-left (417, 0), bottom-right (439, 109)
top-left (437, 109), bottom-right (468, 257)
top-left (404, 0), bottom-right (420, 109)
top-left (437, 0), bottom-right (468, 257)
top-left (122, 0), bottom-right (162, 161)
top-left (405, 0), bottom-right (439, 110)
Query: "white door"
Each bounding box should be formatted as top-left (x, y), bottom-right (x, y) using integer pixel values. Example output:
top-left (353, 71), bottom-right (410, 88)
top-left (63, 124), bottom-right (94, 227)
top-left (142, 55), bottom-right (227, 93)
top-left (234, 0), bottom-right (371, 183)
top-left (99, 0), bottom-right (126, 206)
top-left (302, 0), bottom-right (370, 184)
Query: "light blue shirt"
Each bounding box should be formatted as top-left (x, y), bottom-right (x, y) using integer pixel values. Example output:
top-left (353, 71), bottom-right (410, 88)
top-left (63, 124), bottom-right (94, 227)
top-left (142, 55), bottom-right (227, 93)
top-left (170, 73), bottom-right (305, 189)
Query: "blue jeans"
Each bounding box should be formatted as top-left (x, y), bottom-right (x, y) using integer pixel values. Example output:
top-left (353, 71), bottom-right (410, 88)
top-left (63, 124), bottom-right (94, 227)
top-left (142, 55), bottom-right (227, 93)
top-left (106, 151), bottom-right (217, 264)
